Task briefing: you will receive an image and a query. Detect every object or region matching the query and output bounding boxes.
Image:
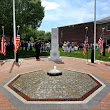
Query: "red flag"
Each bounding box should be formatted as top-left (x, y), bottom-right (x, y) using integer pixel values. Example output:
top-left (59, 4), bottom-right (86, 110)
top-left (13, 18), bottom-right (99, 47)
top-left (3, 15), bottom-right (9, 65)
top-left (98, 37), bottom-right (104, 54)
top-left (14, 34), bottom-right (20, 53)
top-left (83, 35), bottom-right (88, 56)
top-left (0, 37), bottom-right (6, 56)
top-left (83, 40), bottom-right (88, 55)
top-left (108, 46), bottom-right (110, 53)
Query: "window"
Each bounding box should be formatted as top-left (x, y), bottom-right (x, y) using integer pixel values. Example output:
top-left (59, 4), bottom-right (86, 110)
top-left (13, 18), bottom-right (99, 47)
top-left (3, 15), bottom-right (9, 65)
top-left (106, 39), bottom-right (110, 46)
top-left (106, 24), bottom-right (110, 31)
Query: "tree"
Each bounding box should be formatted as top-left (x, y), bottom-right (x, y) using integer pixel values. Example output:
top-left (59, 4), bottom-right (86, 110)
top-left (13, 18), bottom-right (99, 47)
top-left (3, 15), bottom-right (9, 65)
top-left (0, 0), bottom-right (13, 36)
top-left (35, 30), bottom-right (51, 41)
top-left (0, 0), bottom-right (44, 37)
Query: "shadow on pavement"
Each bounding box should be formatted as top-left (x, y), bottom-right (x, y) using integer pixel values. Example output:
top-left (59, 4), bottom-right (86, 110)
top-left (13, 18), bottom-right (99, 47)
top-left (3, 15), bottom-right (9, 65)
top-left (0, 61), bottom-right (5, 66)
top-left (9, 61), bottom-right (21, 73)
top-left (54, 61), bottom-right (64, 64)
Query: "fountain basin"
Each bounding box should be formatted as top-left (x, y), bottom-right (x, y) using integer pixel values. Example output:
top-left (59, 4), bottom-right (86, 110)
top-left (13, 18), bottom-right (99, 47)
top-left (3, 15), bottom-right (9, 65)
top-left (47, 66), bottom-right (62, 76)
top-left (5, 69), bottom-right (104, 103)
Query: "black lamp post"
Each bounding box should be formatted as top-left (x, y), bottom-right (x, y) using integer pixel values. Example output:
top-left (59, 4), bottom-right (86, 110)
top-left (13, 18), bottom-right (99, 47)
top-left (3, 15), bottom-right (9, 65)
top-left (85, 27), bottom-right (89, 63)
top-left (102, 28), bottom-right (105, 56)
top-left (60, 31), bottom-right (63, 47)
top-left (85, 27), bottom-right (88, 37)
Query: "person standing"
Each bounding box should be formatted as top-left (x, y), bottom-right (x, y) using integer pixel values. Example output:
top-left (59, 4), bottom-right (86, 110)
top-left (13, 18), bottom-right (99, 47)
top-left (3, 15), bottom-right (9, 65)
top-left (35, 40), bottom-right (41, 60)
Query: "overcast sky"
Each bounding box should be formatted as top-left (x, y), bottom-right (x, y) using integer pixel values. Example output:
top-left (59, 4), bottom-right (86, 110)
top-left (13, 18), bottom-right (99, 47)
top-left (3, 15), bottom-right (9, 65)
top-left (38, 0), bottom-right (110, 32)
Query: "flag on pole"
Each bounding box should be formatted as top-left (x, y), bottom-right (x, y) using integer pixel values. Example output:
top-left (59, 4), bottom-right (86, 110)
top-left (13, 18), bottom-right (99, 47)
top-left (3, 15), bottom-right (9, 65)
top-left (0, 37), bottom-right (6, 56)
top-left (14, 34), bottom-right (20, 53)
top-left (108, 46), bottom-right (110, 53)
top-left (98, 37), bottom-right (104, 54)
top-left (83, 33), bottom-right (88, 55)
top-left (83, 40), bottom-right (88, 55)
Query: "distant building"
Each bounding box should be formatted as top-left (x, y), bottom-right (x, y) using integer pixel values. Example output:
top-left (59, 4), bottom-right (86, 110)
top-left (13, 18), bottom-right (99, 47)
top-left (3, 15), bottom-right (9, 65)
top-left (58, 16), bottom-right (110, 46)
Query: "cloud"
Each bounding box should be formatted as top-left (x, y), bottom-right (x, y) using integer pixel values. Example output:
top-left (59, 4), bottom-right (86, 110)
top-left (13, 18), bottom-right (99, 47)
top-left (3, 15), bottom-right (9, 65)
top-left (42, 0), bottom-right (95, 23)
top-left (41, 0), bottom-right (60, 10)
top-left (39, 0), bottom-right (110, 32)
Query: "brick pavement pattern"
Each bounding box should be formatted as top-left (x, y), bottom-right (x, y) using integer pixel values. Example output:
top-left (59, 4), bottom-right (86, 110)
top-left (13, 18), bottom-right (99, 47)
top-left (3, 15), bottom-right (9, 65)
top-left (0, 57), bottom-right (110, 110)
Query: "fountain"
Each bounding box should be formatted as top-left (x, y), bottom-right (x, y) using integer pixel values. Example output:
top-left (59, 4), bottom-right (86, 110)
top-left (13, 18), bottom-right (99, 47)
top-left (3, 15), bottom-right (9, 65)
top-left (5, 68), bottom-right (104, 104)
top-left (47, 66), bottom-right (62, 76)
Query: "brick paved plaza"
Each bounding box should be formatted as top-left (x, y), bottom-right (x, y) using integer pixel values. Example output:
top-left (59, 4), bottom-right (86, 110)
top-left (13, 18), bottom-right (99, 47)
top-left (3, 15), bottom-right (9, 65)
top-left (0, 57), bottom-right (110, 110)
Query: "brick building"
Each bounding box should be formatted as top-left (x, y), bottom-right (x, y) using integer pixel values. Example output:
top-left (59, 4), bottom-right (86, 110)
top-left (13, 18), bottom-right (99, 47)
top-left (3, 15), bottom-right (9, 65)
top-left (58, 16), bottom-right (110, 46)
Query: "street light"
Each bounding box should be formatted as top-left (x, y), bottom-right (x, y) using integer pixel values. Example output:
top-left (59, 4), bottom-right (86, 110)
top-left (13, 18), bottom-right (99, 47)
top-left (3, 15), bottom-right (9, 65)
top-left (85, 27), bottom-right (88, 37)
top-left (17, 25), bottom-right (20, 35)
top-left (102, 28), bottom-right (105, 35)
top-left (102, 28), bottom-right (105, 56)
top-left (85, 27), bottom-right (89, 63)
top-left (61, 30), bottom-right (63, 43)
top-left (85, 27), bottom-right (88, 30)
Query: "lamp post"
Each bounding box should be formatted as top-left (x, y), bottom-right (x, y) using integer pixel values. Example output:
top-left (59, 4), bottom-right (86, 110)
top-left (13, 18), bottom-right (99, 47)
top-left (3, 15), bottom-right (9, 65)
top-left (102, 28), bottom-right (105, 36)
top-left (102, 28), bottom-right (105, 56)
top-left (13, 0), bottom-right (16, 61)
top-left (85, 27), bottom-right (88, 63)
top-left (85, 27), bottom-right (88, 37)
top-left (61, 30), bottom-right (63, 43)
top-left (17, 25), bottom-right (20, 35)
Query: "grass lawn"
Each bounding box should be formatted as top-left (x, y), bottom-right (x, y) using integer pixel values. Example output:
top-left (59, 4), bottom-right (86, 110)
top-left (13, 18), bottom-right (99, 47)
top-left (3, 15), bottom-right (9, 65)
top-left (0, 47), bottom-right (110, 62)
top-left (0, 47), bottom-right (50, 60)
top-left (59, 48), bottom-right (110, 62)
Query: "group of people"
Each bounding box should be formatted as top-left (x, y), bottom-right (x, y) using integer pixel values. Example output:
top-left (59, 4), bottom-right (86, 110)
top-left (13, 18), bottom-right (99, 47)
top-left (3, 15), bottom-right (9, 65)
top-left (20, 40), bottom-right (51, 52)
top-left (20, 40), bottom-right (51, 60)
top-left (62, 41), bottom-right (80, 52)
top-left (61, 41), bottom-right (105, 53)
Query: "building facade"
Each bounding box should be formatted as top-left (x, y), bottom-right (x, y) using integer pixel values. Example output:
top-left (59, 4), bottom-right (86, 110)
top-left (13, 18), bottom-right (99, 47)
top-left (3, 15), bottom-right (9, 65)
top-left (58, 17), bottom-right (110, 46)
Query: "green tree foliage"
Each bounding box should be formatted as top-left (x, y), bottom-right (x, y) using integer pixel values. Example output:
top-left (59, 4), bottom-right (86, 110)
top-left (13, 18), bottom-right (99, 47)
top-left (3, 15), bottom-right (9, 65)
top-left (0, 0), bottom-right (44, 37)
top-left (21, 27), bottom-right (51, 41)
top-left (30, 36), bottom-right (34, 42)
top-left (35, 30), bottom-right (51, 41)
top-left (0, 0), bottom-right (13, 36)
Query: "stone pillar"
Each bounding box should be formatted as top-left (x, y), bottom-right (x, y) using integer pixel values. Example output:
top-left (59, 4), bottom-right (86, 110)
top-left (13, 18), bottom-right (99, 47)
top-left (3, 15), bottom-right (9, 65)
top-left (48, 28), bottom-right (62, 62)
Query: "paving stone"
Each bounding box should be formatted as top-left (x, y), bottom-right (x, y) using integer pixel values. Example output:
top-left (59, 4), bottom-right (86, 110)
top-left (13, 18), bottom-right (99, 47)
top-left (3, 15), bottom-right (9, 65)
top-left (7, 70), bottom-right (101, 101)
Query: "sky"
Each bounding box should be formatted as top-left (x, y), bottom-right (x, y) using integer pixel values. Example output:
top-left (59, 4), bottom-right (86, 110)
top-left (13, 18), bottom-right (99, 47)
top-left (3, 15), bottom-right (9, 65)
top-left (38, 0), bottom-right (110, 32)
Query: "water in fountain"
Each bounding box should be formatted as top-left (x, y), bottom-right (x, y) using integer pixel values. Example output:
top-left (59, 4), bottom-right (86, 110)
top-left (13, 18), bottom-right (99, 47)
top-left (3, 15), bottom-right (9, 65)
top-left (47, 66), bottom-right (62, 76)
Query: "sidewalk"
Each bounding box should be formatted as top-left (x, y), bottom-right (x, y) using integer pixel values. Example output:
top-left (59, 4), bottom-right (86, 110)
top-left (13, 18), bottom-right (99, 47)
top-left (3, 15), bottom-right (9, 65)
top-left (0, 57), bottom-right (110, 110)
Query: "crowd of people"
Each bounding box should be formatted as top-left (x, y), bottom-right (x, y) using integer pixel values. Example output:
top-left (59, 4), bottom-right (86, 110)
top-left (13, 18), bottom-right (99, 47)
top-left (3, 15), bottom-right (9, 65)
top-left (1, 38), bottom-right (110, 57)
top-left (61, 41), bottom-right (85, 52)
top-left (61, 41), bottom-right (107, 53)
top-left (20, 40), bottom-right (51, 52)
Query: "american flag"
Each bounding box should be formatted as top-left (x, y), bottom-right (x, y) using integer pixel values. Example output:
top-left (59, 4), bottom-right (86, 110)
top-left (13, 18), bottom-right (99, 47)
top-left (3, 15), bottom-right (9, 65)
top-left (108, 46), bottom-right (110, 53)
top-left (0, 37), bottom-right (6, 56)
top-left (98, 37), bottom-right (104, 54)
top-left (83, 33), bottom-right (88, 55)
top-left (14, 34), bottom-right (20, 53)
top-left (83, 40), bottom-right (88, 55)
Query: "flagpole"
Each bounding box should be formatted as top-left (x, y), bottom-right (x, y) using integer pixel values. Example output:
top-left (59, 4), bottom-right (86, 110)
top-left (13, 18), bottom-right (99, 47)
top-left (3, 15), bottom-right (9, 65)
top-left (94, 0), bottom-right (96, 62)
top-left (13, 0), bottom-right (16, 61)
